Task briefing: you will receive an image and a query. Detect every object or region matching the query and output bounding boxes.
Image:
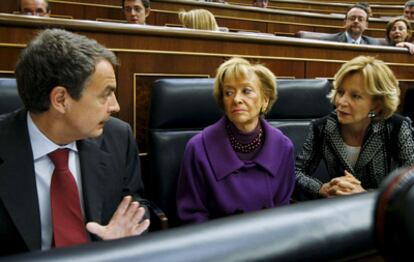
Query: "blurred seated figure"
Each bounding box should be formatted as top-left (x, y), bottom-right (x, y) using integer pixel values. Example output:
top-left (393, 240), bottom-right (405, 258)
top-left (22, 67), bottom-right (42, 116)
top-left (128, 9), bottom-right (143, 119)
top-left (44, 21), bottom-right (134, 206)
top-left (122, 0), bottom-right (150, 25)
top-left (178, 9), bottom-right (219, 31)
top-left (404, 0), bottom-right (414, 20)
top-left (320, 4), bottom-right (380, 45)
top-left (385, 16), bottom-right (414, 54)
top-left (295, 55), bottom-right (414, 199)
top-left (176, 57), bottom-right (295, 224)
top-left (252, 0), bottom-right (269, 8)
top-left (18, 0), bottom-right (50, 17)
top-left (197, 0), bottom-right (227, 3)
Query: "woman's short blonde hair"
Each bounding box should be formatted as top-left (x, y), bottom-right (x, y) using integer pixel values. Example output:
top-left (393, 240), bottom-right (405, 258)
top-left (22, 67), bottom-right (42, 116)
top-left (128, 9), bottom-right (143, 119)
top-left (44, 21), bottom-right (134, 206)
top-left (178, 9), bottom-right (219, 31)
top-left (329, 56), bottom-right (400, 120)
top-left (386, 16), bottom-right (412, 45)
top-left (213, 57), bottom-right (277, 114)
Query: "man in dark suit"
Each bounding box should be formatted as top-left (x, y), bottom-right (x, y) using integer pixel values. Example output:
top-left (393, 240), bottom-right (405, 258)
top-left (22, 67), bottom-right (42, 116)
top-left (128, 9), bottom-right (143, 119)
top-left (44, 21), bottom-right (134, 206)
top-left (320, 4), bottom-right (380, 45)
top-left (0, 29), bottom-right (149, 256)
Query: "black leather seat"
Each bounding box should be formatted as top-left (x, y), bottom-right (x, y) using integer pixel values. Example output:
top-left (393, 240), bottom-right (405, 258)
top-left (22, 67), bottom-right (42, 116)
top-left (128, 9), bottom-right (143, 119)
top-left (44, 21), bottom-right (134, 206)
top-left (4, 192), bottom-right (379, 261)
top-left (148, 78), bottom-right (334, 228)
top-left (374, 166), bottom-right (414, 261)
top-left (0, 78), bottom-right (23, 114)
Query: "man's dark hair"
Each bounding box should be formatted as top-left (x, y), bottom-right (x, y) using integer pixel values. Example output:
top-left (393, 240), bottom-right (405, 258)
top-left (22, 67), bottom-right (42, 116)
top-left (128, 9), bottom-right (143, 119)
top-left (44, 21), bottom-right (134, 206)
top-left (15, 29), bottom-right (118, 113)
top-left (17, 0), bottom-right (51, 12)
top-left (122, 0), bottom-right (150, 9)
top-left (345, 3), bottom-right (369, 21)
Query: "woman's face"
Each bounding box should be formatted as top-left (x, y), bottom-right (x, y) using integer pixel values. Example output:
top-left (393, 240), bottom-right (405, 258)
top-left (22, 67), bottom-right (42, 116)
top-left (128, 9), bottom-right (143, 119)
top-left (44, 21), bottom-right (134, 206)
top-left (222, 72), bottom-right (269, 133)
top-left (335, 72), bottom-right (377, 130)
top-left (389, 21), bottom-right (410, 44)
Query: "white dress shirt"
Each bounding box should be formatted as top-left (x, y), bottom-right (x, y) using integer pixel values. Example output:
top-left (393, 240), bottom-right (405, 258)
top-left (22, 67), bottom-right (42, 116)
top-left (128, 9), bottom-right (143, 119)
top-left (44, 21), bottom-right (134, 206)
top-left (27, 113), bottom-right (85, 250)
top-left (345, 31), bottom-right (362, 44)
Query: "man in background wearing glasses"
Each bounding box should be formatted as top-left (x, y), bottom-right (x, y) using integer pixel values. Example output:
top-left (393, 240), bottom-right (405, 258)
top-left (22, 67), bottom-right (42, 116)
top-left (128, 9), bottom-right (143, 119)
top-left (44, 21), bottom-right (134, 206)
top-left (320, 4), bottom-right (380, 45)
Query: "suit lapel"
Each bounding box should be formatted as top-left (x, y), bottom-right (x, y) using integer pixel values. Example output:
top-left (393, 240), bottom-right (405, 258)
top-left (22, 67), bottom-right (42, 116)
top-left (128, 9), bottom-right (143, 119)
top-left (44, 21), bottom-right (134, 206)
top-left (0, 110), bottom-right (41, 251)
top-left (325, 117), bottom-right (355, 174)
top-left (354, 122), bottom-right (384, 172)
top-left (77, 139), bottom-right (111, 228)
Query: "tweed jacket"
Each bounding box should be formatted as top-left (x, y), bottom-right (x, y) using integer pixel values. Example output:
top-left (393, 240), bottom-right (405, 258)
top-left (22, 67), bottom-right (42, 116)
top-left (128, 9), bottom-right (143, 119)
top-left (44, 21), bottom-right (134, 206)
top-left (295, 111), bottom-right (414, 198)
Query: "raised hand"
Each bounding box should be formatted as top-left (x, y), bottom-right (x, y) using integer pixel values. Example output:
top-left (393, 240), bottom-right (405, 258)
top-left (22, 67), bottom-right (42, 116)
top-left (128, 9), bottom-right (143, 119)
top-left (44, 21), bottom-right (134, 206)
top-left (86, 196), bottom-right (150, 240)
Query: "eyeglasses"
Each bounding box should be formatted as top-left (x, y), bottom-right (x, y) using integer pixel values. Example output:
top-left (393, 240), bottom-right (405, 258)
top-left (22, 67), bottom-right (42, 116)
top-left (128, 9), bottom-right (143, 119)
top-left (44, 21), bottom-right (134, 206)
top-left (347, 16), bottom-right (366, 22)
top-left (124, 6), bottom-right (143, 13)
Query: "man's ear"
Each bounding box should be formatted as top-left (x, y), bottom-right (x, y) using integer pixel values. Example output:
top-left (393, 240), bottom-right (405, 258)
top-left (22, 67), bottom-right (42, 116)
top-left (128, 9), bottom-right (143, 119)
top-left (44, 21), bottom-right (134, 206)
top-left (145, 7), bottom-right (151, 18)
top-left (49, 86), bottom-right (69, 113)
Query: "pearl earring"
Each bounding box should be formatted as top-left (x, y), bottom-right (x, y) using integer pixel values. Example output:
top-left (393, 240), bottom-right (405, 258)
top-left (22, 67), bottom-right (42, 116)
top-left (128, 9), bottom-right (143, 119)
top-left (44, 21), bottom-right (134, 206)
top-left (368, 111), bottom-right (376, 118)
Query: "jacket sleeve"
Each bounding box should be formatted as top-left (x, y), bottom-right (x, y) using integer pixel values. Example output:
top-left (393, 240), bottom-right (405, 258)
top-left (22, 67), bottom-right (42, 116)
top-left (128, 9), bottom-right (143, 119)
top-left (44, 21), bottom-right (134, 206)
top-left (176, 137), bottom-right (209, 224)
top-left (295, 121), bottom-right (325, 198)
top-left (396, 118), bottom-right (414, 167)
top-left (275, 139), bottom-right (296, 205)
top-left (121, 121), bottom-right (150, 219)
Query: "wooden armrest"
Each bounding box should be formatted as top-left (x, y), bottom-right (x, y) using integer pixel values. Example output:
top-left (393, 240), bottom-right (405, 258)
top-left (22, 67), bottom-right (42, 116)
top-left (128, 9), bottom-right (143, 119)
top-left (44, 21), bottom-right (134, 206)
top-left (148, 201), bottom-right (169, 230)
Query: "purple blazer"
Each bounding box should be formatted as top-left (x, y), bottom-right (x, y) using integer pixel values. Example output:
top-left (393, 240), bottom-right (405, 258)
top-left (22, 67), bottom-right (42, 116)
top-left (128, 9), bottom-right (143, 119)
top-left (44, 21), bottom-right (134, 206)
top-left (176, 117), bottom-right (295, 224)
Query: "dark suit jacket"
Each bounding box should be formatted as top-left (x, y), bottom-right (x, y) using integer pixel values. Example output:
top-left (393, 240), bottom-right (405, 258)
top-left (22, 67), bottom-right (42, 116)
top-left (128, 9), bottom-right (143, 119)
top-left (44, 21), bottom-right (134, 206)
top-left (320, 32), bottom-right (381, 45)
top-left (0, 109), bottom-right (148, 256)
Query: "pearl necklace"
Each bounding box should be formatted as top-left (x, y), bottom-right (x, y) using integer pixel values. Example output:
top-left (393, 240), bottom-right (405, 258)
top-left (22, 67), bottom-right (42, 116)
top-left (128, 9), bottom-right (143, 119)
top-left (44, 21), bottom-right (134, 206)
top-left (226, 123), bottom-right (263, 153)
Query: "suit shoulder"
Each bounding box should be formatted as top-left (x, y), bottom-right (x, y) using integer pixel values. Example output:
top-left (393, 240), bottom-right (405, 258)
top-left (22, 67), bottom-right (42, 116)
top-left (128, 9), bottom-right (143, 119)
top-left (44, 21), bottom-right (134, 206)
top-left (103, 117), bottom-right (131, 134)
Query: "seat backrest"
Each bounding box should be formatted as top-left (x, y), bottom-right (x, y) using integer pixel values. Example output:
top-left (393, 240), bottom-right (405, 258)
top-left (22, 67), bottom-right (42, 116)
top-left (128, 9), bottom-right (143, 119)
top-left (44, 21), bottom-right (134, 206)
top-left (148, 78), bottom-right (333, 227)
top-left (295, 30), bottom-right (331, 40)
top-left (8, 192), bottom-right (379, 261)
top-left (0, 78), bottom-right (23, 114)
top-left (374, 166), bottom-right (414, 261)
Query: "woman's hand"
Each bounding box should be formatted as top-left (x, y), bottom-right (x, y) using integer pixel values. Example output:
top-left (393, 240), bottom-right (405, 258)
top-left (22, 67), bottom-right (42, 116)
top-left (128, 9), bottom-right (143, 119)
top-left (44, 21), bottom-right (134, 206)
top-left (396, 42), bottom-right (414, 55)
top-left (319, 170), bottom-right (366, 197)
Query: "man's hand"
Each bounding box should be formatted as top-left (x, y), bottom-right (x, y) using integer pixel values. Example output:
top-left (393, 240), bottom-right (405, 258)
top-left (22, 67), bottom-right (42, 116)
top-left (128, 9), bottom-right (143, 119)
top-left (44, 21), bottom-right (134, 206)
top-left (86, 196), bottom-right (150, 240)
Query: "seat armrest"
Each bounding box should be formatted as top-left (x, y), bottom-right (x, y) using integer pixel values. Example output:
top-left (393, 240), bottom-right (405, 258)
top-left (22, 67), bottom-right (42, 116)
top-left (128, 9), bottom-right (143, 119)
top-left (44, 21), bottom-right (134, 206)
top-left (148, 200), bottom-right (169, 230)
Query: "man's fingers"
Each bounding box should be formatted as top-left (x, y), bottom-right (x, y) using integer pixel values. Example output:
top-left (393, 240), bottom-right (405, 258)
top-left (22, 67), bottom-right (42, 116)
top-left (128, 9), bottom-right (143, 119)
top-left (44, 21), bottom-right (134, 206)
top-left (131, 207), bottom-right (146, 225)
top-left (86, 222), bottom-right (105, 237)
top-left (112, 196), bottom-right (133, 220)
top-left (133, 219), bottom-right (150, 236)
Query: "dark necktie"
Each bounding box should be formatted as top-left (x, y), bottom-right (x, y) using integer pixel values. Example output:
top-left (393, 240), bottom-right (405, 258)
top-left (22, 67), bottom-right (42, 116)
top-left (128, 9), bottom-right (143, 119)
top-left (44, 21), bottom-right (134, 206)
top-left (49, 148), bottom-right (88, 248)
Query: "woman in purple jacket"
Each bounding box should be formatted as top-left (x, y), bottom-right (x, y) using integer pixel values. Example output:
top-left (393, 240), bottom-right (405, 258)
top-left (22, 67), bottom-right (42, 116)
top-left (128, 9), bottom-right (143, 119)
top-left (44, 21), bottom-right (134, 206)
top-left (176, 57), bottom-right (295, 224)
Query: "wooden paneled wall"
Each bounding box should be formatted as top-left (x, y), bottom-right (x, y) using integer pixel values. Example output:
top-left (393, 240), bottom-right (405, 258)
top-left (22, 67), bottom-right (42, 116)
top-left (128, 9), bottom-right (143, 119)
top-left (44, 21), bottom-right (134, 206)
top-left (1, 14), bottom-right (413, 152)
top-left (231, 0), bottom-right (403, 18)
top-left (0, 0), bottom-right (390, 38)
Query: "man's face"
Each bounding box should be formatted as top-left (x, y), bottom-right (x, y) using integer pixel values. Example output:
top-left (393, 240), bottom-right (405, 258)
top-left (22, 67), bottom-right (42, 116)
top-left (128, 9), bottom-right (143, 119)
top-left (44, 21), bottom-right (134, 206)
top-left (252, 0), bottom-right (268, 8)
top-left (62, 60), bottom-right (120, 141)
top-left (344, 7), bottom-right (368, 38)
top-left (404, 6), bottom-right (414, 20)
top-left (20, 0), bottom-right (49, 17)
top-left (123, 0), bottom-right (150, 24)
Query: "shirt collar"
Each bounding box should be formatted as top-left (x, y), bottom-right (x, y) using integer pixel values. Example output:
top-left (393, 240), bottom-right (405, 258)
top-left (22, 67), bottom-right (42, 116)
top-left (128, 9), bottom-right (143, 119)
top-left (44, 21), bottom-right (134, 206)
top-left (345, 31), bottom-right (362, 44)
top-left (27, 112), bottom-right (78, 161)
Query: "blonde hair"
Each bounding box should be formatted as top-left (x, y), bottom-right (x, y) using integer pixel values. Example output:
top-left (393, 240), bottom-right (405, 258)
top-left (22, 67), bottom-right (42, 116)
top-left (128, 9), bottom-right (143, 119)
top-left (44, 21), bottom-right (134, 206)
top-left (178, 9), bottom-right (219, 31)
top-left (329, 56), bottom-right (400, 119)
top-left (213, 57), bottom-right (277, 114)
